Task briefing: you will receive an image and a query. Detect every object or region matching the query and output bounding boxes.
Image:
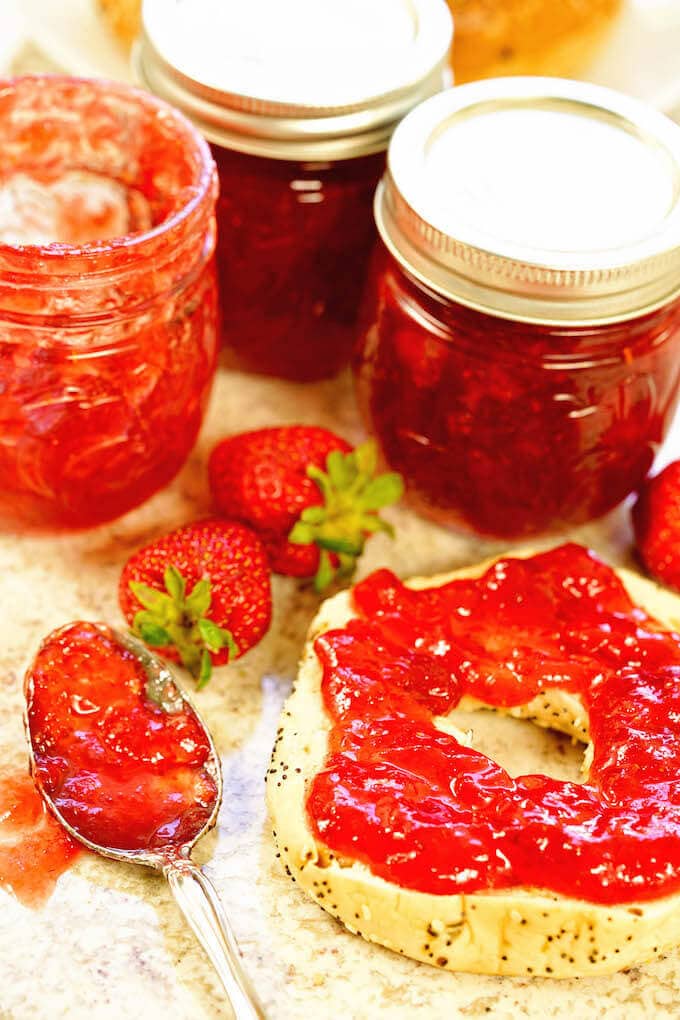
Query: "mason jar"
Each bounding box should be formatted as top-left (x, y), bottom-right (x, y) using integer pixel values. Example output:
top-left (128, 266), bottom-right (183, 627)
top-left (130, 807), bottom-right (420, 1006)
top-left (0, 75), bottom-right (218, 529)
top-left (135, 0), bottom-right (453, 381)
top-left (355, 79), bottom-right (680, 538)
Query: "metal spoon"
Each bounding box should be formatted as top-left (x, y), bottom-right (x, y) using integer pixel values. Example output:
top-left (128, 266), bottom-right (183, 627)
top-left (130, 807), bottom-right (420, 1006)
top-left (24, 627), bottom-right (266, 1020)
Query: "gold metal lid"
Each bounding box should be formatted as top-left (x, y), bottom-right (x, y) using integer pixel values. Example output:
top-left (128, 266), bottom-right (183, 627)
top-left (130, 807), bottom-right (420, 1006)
top-left (135, 0), bottom-right (453, 161)
top-left (376, 78), bottom-right (680, 325)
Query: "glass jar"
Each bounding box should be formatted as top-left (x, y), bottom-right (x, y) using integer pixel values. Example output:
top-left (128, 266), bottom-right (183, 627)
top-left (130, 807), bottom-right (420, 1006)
top-left (356, 79), bottom-right (680, 538)
top-left (136, 0), bottom-right (453, 381)
top-left (209, 147), bottom-right (385, 380)
top-left (0, 76), bottom-right (218, 529)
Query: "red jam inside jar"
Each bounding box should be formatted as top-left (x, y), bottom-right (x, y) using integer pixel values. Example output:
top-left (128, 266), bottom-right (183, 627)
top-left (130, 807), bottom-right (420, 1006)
top-left (137, 0), bottom-right (453, 381)
top-left (26, 623), bottom-right (219, 854)
top-left (0, 76), bottom-right (219, 529)
top-left (212, 148), bottom-right (385, 381)
top-left (355, 81), bottom-right (680, 537)
top-left (307, 544), bottom-right (680, 904)
top-left (356, 245), bottom-right (680, 537)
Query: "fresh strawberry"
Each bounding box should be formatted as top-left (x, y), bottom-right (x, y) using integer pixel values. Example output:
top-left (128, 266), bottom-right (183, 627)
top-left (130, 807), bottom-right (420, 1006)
top-left (633, 460), bottom-right (680, 592)
top-left (208, 426), bottom-right (403, 591)
top-left (119, 518), bottom-right (272, 687)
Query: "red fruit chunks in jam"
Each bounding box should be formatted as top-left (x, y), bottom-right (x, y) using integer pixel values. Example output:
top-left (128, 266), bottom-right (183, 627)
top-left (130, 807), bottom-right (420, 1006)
top-left (0, 266), bottom-right (217, 530)
top-left (0, 76), bottom-right (218, 529)
top-left (26, 623), bottom-right (218, 852)
top-left (0, 768), bottom-right (80, 907)
top-left (307, 544), bottom-right (680, 904)
top-left (355, 250), bottom-right (680, 537)
top-left (213, 146), bottom-right (384, 381)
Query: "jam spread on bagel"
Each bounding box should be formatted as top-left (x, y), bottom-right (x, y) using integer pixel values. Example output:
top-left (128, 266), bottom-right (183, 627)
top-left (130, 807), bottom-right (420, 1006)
top-left (26, 623), bottom-right (218, 854)
top-left (307, 544), bottom-right (680, 904)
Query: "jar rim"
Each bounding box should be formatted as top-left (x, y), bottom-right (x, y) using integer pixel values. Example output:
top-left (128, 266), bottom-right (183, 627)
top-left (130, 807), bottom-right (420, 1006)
top-left (377, 78), bottom-right (680, 326)
top-left (0, 74), bottom-right (216, 267)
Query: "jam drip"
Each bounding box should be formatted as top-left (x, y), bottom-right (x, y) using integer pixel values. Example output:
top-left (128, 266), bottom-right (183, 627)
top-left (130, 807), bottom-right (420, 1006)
top-left (307, 544), bottom-right (680, 904)
top-left (26, 623), bottom-right (218, 853)
top-left (0, 768), bottom-right (79, 907)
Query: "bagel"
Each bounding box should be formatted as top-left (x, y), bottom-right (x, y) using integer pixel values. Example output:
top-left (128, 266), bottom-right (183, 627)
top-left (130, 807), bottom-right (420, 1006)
top-left (266, 544), bottom-right (680, 978)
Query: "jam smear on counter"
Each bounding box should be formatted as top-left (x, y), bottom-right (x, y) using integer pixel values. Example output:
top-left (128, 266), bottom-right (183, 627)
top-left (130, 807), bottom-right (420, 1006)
top-left (307, 544), bottom-right (680, 904)
top-left (26, 623), bottom-right (218, 853)
top-left (0, 768), bottom-right (80, 907)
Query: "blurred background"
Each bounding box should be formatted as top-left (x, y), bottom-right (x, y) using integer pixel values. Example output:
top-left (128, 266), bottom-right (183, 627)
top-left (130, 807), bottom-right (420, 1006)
top-left (0, 0), bottom-right (678, 117)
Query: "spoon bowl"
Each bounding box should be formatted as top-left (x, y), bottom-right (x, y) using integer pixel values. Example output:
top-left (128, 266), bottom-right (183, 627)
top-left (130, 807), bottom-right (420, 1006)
top-left (24, 623), bottom-right (265, 1020)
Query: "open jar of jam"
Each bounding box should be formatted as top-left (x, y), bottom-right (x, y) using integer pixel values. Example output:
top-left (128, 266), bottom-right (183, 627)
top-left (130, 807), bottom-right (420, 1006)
top-left (355, 79), bottom-right (680, 538)
top-left (135, 0), bottom-right (453, 381)
top-left (0, 76), bottom-right (218, 530)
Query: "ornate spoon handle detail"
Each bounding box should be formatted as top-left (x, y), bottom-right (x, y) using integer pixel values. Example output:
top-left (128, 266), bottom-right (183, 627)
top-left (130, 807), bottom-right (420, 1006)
top-left (165, 859), bottom-right (266, 1020)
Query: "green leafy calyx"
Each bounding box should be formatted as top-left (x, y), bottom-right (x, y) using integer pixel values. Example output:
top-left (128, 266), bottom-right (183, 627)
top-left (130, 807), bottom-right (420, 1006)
top-left (130, 565), bottom-right (238, 688)
top-left (288, 440), bottom-right (403, 592)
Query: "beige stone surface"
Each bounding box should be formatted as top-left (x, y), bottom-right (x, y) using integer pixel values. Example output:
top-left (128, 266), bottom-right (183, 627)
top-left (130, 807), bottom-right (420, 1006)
top-left (0, 367), bottom-right (679, 1020)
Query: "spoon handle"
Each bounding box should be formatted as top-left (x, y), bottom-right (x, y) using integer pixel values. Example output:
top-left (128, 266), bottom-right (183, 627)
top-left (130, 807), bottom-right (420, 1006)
top-left (165, 860), bottom-right (266, 1020)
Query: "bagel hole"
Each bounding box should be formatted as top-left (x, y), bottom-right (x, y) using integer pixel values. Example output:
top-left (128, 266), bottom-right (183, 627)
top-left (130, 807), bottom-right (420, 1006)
top-left (440, 709), bottom-right (587, 783)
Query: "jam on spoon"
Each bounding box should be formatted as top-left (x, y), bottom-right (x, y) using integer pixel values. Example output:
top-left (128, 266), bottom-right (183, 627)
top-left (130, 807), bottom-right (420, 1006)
top-left (25, 622), bottom-right (264, 1020)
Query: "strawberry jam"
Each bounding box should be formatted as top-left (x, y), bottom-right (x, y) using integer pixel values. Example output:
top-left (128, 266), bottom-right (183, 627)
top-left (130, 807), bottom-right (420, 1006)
top-left (0, 76), bottom-right (218, 529)
top-left (26, 623), bottom-right (219, 853)
top-left (307, 544), bottom-right (680, 904)
top-left (0, 767), bottom-right (79, 906)
top-left (355, 246), bottom-right (680, 537)
top-left (136, 0), bottom-right (453, 382)
top-left (358, 80), bottom-right (680, 537)
top-left (213, 147), bottom-right (385, 381)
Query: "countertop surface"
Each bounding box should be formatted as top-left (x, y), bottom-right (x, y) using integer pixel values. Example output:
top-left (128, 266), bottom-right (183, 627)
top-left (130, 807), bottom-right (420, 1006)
top-left (0, 367), bottom-right (679, 1020)
top-left (1, 3), bottom-right (680, 1018)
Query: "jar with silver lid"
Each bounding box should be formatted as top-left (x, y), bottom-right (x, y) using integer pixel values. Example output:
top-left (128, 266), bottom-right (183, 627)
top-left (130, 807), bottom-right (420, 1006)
top-left (355, 78), bottom-right (680, 537)
top-left (136, 0), bottom-right (453, 381)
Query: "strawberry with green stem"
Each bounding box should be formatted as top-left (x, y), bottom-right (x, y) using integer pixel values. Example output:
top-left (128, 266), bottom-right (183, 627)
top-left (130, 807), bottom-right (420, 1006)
top-left (208, 426), bottom-right (404, 592)
top-left (119, 519), bottom-right (272, 687)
